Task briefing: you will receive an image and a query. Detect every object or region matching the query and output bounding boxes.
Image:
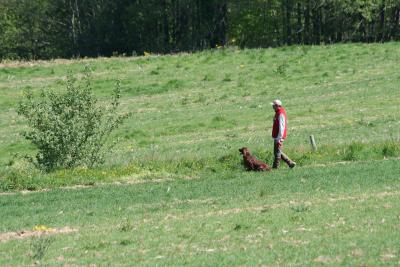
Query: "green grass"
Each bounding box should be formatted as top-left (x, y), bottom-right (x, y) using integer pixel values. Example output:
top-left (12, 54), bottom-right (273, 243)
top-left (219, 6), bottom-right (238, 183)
top-left (0, 43), bottom-right (400, 265)
top-left (1, 159), bottom-right (400, 265)
top-left (0, 43), bottom-right (399, 186)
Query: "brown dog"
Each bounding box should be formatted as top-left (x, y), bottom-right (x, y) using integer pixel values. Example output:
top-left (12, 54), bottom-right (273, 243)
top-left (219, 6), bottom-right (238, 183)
top-left (239, 147), bottom-right (271, 171)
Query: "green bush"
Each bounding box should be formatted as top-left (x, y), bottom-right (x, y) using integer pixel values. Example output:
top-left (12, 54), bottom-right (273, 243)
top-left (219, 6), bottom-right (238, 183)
top-left (343, 142), bottom-right (366, 161)
top-left (382, 141), bottom-right (400, 157)
top-left (17, 67), bottom-right (129, 171)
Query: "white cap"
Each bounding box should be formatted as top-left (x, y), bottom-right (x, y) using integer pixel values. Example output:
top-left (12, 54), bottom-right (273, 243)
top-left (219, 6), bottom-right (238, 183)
top-left (270, 99), bottom-right (282, 106)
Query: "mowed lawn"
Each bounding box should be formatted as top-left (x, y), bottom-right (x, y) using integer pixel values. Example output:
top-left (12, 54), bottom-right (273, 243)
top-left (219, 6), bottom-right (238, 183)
top-left (0, 43), bottom-right (400, 265)
top-left (0, 42), bottom-right (399, 171)
top-left (1, 160), bottom-right (400, 266)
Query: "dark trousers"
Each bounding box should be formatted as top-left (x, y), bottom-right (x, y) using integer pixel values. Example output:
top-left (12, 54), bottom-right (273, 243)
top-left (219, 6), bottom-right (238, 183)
top-left (273, 140), bottom-right (294, 168)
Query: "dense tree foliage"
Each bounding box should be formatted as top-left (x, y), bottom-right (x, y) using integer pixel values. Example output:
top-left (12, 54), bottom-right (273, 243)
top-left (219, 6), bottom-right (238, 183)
top-left (229, 0), bottom-right (400, 48)
top-left (0, 0), bottom-right (399, 59)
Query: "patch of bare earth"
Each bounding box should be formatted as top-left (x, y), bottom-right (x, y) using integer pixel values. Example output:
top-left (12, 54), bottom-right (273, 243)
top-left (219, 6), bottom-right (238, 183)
top-left (350, 248), bottom-right (364, 257)
top-left (0, 227), bottom-right (77, 243)
top-left (314, 255), bottom-right (342, 264)
top-left (281, 237), bottom-right (309, 247)
top-left (0, 177), bottom-right (183, 196)
top-left (381, 249), bottom-right (397, 261)
top-left (0, 189), bottom-right (50, 196)
top-left (163, 190), bottom-right (400, 221)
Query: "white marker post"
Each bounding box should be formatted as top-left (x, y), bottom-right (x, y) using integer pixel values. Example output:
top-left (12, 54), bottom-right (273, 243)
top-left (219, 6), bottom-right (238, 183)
top-left (309, 135), bottom-right (317, 151)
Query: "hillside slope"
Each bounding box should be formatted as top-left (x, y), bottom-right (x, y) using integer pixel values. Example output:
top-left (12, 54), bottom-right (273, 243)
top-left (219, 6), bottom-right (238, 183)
top-left (0, 43), bottom-right (399, 187)
top-left (0, 43), bottom-right (400, 266)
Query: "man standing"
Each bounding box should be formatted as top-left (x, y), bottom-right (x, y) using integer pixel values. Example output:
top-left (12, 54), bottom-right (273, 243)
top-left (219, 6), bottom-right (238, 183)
top-left (271, 99), bottom-right (296, 169)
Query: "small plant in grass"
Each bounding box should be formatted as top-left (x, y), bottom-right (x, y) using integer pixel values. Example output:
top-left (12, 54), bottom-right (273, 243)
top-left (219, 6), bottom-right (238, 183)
top-left (382, 141), bottom-right (400, 157)
top-left (301, 45), bottom-right (310, 55)
top-left (29, 235), bottom-right (54, 260)
top-left (180, 96), bottom-right (189, 105)
top-left (17, 66), bottom-right (129, 171)
top-left (242, 91), bottom-right (251, 97)
top-left (194, 93), bottom-right (206, 103)
top-left (222, 73), bottom-right (232, 82)
top-left (119, 219), bottom-right (134, 232)
top-left (291, 205), bottom-right (311, 213)
top-left (212, 115), bottom-right (226, 122)
top-left (120, 239), bottom-right (134, 246)
top-left (202, 74), bottom-right (211, 81)
top-left (237, 76), bottom-right (245, 88)
top-left (358, 117), bottom-right (374, 127)
top-left (275, 62), bottom-right (288, 76)
top-left (150, 69), bottom-right (159, 75)
top-left (343, 142), bottom-right (366, 161)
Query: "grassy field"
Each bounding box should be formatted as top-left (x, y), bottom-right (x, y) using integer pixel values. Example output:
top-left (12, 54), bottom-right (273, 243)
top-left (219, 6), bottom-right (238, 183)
top-left (0, 43), bottom-right (399, 190)
top-left (0, 43), bottom-right (400, 265)
top-left (1, 160), bottom-right (400, 265)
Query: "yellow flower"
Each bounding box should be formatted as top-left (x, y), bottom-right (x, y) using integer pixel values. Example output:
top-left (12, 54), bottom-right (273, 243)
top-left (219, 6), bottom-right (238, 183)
top-left (34, 225), bottom-right (54, 232)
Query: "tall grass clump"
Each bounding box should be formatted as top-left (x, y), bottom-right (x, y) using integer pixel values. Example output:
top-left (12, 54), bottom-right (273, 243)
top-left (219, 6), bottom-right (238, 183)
top-left (29, 236), bottom-right (54, 260)
top-left (17, 66), bottom-right (129, 171)
top-left (381, 140), bottom-right (400, 157)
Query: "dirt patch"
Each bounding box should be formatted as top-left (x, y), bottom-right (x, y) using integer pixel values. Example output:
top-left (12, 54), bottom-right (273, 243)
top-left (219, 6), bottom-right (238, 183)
top-left (381, 250), bottom-right (397, 261)
top-left (0, 177), bottom-right (177, 196)
top-left (171, 190), bottom-right (400, 221)
top-left (281, 237), bottom-right (310, 246)
top-left (0, 54), bottom-right (165, 69)
top-left (0, 58), bottom-right (113, 69)
top-left (305, 157), bottom-right (400, 169)
top-left (0, 192), bottom-right (16, 196)
top-left (0, 227), bottom-right (77, 243)
top-left (0, 189), bottom-right (50, 196)
top-left (314, 255), bottom-right (342, 264)
top-left (351, 248), bottom-right (364, 257)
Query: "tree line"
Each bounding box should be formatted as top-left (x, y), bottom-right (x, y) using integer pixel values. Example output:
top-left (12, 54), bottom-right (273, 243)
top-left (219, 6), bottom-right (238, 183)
top-left (1, 0), bottom-right (399, 60)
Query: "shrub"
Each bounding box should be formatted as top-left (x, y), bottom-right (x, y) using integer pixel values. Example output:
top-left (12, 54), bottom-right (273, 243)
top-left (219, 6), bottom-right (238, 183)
top-left (382, 141), bottom-right (400, 157)
top-left (343, 142), bottom-right (366, 161)
top-left (17, 66), bottom-right (129, 171)
top-left (30, 236), bottom-right (54, 260)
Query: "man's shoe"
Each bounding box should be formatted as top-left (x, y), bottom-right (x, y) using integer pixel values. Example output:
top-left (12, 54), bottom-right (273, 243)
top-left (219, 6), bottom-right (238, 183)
top-left (273, 158), bottom-right (280, 169)
top-left (289, 162), bottom-right (296, 169)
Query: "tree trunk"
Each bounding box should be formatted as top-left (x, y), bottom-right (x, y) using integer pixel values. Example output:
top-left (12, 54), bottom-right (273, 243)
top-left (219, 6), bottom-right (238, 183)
top-left (394, 8), bottom-right (400, 40)
top-left (281, 1), bottom-right (286, 45)
top-left (162, 0), bottom-right (170, 52)
top-left (379, 0), bottom-right (386, 42)
top-left (285, 0), bottom-right (292, 45)
top-left (171, 0), bottom-right (178, 50)
top-left (304, 0), bottom-right (311, 44)
top-left (68, 0), bottom-right (81, 57)
top-left (312, 3), bottom-right (321, 45)
top-left (297, 2), bottom-right (302, 44)
top-left (195, 0), bottom-right (201, 49)
top-left (212, 1), bottom-right (227, 47)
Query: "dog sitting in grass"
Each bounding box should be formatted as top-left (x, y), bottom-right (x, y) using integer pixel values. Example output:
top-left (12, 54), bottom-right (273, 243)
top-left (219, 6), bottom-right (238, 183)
top-left (239, 147), bottom-right (271, 171)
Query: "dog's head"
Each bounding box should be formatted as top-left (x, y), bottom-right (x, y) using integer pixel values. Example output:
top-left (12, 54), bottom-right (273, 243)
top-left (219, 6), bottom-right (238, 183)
top-left (239, 147), bottom-right (250, 156)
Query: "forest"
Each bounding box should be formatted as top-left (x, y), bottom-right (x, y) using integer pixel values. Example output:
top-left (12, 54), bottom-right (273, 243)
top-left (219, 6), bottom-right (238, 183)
top-left (1, 0), bottom-right (400, 59)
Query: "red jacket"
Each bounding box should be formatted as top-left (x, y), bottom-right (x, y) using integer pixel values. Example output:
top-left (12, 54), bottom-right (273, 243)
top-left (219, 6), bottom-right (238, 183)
top-left (272, 107), bottom-right (287, 140)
